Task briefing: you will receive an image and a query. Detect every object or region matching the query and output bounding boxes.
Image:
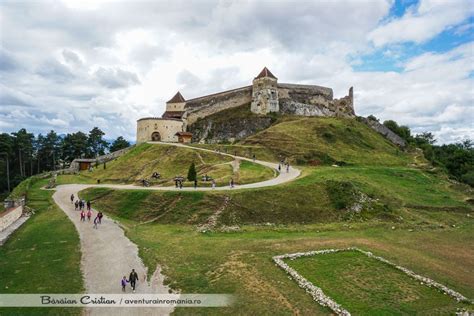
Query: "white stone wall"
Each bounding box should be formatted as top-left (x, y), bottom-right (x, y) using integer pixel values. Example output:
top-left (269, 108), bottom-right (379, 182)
top-left (0, 206), bottom-right (23, 232)
top-left (136, 118), bottom-right (184, 143)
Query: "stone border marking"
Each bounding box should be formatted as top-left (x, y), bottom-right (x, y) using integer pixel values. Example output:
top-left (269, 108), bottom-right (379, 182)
top-left (272, 247), bottom-right (473, 316)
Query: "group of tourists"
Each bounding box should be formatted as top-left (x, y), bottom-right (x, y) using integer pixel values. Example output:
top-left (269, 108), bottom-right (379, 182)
top-left (174, 179), bottom-right (184, 189)
top-left (121, 268), bottom-right (140, 293)
top-left (70, 194), bottom-right (103, 229)
top-left (277, 160), bottom-right (290, 173)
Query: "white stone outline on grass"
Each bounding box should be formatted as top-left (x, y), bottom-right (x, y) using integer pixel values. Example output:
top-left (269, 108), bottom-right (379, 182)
top-left (272, 247), bottom-right (473, 316)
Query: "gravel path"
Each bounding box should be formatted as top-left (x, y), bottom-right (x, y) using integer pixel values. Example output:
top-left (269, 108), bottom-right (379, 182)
top-left (53, 185), bottom-right (173, 316)
top-left (52, 142), bottom-right (301, 315)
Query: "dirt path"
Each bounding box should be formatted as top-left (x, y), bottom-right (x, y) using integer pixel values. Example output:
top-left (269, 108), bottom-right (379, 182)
top-left (53, 185), bottom-right (173, 316)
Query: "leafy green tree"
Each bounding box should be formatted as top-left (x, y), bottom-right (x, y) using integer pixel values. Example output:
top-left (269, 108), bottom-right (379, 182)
top-left (11, 129), bottom-right (34, 177)
top-left (87, 127), bottom-right (109, 157)
top-left (187, 162), bottom-right (197, 181)
top-left (109, 136), bottom-right (130, 152)
top-left (383, 120), bottom-right (412, 142)
top-left (37, 130), bottom-right (62, 171)
top-left (62, 132), bottom-right (88, 162)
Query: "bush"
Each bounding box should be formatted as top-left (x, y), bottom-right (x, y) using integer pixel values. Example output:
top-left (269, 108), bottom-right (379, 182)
top-left (325, 180), bottom-right (357, 210)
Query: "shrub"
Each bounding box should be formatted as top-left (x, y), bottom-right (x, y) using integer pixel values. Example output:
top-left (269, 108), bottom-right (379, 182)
top-left (187, 162), bottom-right (197, 182)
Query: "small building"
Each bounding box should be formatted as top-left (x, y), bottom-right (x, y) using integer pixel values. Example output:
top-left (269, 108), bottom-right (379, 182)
top-left (70, 158), bottom-right (96, 171)
top-left (175, 132), bottom-right (193, 143)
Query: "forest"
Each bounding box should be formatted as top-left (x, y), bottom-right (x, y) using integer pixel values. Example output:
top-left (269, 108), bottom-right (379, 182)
top-left (0, 127), bottom-right (130, 196)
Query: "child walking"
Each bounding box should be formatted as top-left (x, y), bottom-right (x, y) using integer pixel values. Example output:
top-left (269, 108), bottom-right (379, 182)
top-left (121, 276), bottom-right (128, 292)
top-left (80, 210), bottom-right (85, 222)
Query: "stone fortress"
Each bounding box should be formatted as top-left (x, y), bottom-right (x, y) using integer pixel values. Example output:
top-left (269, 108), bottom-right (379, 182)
top-left (136, 67), bottom-right (355, 144)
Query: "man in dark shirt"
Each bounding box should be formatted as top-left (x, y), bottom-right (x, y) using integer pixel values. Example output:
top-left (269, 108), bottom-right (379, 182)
top-left (129, 269), bottom-right (139, 293)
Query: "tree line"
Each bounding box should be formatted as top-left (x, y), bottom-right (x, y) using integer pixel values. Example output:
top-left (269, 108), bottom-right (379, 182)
top-left (368, 115), bottom-right (474, 187)
top-left (0, 127), bottom-right (130, 194)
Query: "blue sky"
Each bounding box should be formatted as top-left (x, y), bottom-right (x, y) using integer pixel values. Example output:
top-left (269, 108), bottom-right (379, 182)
top-left (0, 0), bottom-right (473, 143)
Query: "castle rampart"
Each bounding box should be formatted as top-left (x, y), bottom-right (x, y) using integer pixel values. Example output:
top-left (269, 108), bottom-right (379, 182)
top-left (136, 67), bottom-right (355, 143)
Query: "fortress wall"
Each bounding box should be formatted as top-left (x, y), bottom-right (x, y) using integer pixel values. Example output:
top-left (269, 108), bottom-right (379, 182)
top-left (278, 83), bottom-right (334, 116)
top-left (185, 86), bottom-right (252, 125)
top-left (0, 206), bottom-right (23, 232)
top-left (136, 118), bottom-right (184, 143)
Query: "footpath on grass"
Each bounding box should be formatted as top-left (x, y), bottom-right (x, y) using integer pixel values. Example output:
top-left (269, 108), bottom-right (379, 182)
top-left (51, 142), bottom-right (301, 316)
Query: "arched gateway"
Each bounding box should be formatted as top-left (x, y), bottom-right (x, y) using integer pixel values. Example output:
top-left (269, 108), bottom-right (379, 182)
top-left (151, 132), bottom-right (161, 141)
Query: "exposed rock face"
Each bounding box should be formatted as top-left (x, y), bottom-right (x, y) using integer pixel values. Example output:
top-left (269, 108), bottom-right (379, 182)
top-left (360, 117), bottom-right (406, 147)
top-left (188, 104), bottom-right (275, 143)
top-left (280, 101), bottom-right (335, 117)
top-left (279, 84), bottom-right (354, 118)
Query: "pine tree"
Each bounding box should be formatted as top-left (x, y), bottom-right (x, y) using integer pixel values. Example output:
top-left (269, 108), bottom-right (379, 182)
top-left (187, 162), bottom-right (197, 182)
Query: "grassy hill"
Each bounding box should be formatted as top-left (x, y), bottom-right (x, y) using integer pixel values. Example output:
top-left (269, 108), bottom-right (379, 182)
top-left (192, 116), bottom-right (420, 166)
top-left (62, 143), bottom-right (275, 186)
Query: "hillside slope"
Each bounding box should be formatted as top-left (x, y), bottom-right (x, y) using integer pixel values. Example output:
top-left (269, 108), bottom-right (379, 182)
top-left (191, 116), bottom-right (419, 166)
top-left (67, 143), bottom-right (275, 186)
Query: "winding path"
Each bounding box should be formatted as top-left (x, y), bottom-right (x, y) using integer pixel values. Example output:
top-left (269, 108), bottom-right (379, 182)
top-left (52, 142), bottom-right (301, 315)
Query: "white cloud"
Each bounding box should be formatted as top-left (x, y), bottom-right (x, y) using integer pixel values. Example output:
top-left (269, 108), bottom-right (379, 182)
top-left (0, 0), bottom-right (472, 144)
top-left (368, 0), bottom-right (473, 47)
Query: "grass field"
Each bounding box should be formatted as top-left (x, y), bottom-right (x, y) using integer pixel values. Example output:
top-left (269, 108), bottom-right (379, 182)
top-left (70, 192), bottom-right (474, 315)
top-left (59, 143), bottom-right (275, 187)
top-left (284, 250), bottom-right (469, 314)
top-left (0, 179), bottom-right (83, 315)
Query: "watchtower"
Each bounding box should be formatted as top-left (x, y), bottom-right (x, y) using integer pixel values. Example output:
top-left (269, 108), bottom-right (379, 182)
top-left (250, 67), bottom-right (279, 114)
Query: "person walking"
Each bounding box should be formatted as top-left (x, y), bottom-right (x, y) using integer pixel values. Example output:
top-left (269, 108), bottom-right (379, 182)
top-left (121, 276), bottom-right (128, 292)
top-left (252, 154), bottom-right (256, 162)
top-left (78, 200), bottom-right (83, 210)
top-left (87, 209), bottom-right (92, 222)
top-left (97, 211), bottom-right (103, 224)
top-left (74, 200), bottom-right (79, 211)
top-left (179, 181), bottom-right (183, 189)
top-left (129, 269), bottom-right (139, 293)
top-left (286, 163), bottom-right (290, 173)
top-left (80, 210), bottom-right (85, 222)
top-left (230, 178), bottom-right (234, 188)
top-left (87, 200), bottom-right (91, 211)
top-left (278, 164), bottom-right (281, 172)
top-left (175, 179), bottom-right (178, 188)
top-left (211, 179), bottom-right (216, 189)
top-left (93, 215), bottom-right (99, 229)
top-left (194, 179), bottom-right (197, 189)
top-left (70, 194), bottom-right (74, 204)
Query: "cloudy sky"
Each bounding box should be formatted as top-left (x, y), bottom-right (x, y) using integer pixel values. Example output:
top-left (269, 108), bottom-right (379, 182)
top-left (1, 0), bottom-right (473, 143)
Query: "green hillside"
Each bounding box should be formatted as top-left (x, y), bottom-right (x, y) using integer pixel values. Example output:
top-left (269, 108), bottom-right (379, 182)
top-left (65, 143), bottom-right (275, 186)
top-left (192, 116), bottom-right (420, 166)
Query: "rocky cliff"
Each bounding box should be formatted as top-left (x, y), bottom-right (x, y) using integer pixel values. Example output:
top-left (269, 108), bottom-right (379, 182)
top-left (187, 104), bottom-right (276, 143)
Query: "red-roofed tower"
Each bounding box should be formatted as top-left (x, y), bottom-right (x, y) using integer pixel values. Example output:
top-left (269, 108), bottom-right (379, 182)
top-left (251, 67), bottom-right (279, 114)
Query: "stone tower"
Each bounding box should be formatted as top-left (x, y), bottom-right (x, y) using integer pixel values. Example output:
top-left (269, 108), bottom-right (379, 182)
top-left (251, 67), bottom-right (279, 114)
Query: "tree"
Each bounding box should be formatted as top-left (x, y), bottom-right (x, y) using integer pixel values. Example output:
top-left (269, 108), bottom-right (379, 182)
top-left (109, 136), bottom-right (130, 152)
top-left (62, 132), bottom-right (88, 163)
top-left (87, 127), bottom-right (109, 157)
top-left (37, 130), bottom-right (62, 171)
top-left (11, 129), bottom-right (34, 177)
top-left (383, 120), bottom-right (412, 142)
top-left (414, 132), bottom-right (436, 146)
top-left (187, 162), bottom-right (197, 181)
